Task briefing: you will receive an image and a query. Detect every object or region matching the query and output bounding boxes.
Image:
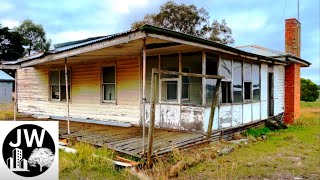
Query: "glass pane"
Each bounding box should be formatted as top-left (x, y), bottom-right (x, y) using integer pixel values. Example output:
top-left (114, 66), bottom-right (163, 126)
top-left (221, 81), bottom-right (231, 103)
top-left (51, 85), bottom-right (59, 99)
top-left (182, 83), bottom-right (189, 99)
top-left (161, 54), bottom-right (179, 78)
top-left (244, 82), bottom-right (252, 100)
top-left (252, 64), bottom-right (260, 100)
top-left (50, 71), bottom-right (59, 84)
top-left (103, 67), bottom-right (115, 83)
top-left (233, 61), bottom-right (242, 103)
top-left (166, 81), bottom-right (177, 100)
top-left (244, 62), bottom-right (252, 81)
top-left (103, 84), bottom-right (115, 101)
top-left (206, 79), bottom-right (217, 106)
top-left (221, 58), bottom-right (232, 80)
top-left (61, 85), bottom-right (71, 100)
top-left (206, 53), bottom-right (218, 75)
top-left (60, 70), bottom-right (71, 85)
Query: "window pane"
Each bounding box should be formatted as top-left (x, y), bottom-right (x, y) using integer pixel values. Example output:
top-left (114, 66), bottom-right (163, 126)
top-left (221, 81), bottom-right (231, 103)
top-left (103, 67), bottom-right (115, 83)
top-left (161, 54), bottom-right (179, 78)
top-left (103, 84), bottom-right (115, 101)
top-left (60, 70), bottom-right (71, 85)
top-left (206, 79), bottom-right (217, 106)
top-left (61, 85), bottom-right (71, 100)
top-left (221, 58), bottom-right (232, 80)
top-left (50, 71), bottom-right (59, 84)
top-left (182, 83), bottom-right (189, 99)
top-left (51, 85), bottom-right (59, 99)
top-left (244, 62), bottom-right (252, 81)
top-left (206, 53), bottom-right (218, 75)
top-left (167, 81), bottom-right (177, 100)
top-left (244, 82), bottom-right (252, 100)
top-left (233, 61), bottom-right (242, 103)
top-left (252, 64), bottom-right (260, 100)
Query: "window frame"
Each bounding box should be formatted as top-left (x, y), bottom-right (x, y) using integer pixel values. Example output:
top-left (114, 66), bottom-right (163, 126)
top-left (243, 81), bottom-right (253, 101)
top-left (220, 57), bottom-right (232, 105)
top-left (160, 78), bottom-right (179, 103)
top-left (49, 68), bottom-right (71, 102)
top-left (101, 65), bottom-right (117, 104)
top-left (181, 67), bottom-right (190, 101)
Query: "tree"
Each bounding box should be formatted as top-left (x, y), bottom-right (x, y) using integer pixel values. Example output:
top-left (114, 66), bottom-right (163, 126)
top-left (131, 1), bottom-right (234, 45)
top-left (0, 24), bottom-right (24, 61)
top-left (301, 78), bottom-right (319, 102)
top-left (15, 20), bottom-right (51, 56)
top-left (28, 148), bottom-right (54, 172)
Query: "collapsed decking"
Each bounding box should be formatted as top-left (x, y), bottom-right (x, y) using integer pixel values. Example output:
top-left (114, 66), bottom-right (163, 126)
top-left (1, 18), bottom-right (310, 158)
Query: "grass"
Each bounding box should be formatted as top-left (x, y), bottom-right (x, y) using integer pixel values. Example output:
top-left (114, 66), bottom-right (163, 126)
top-left (0, 103), bottom-right (14, 119)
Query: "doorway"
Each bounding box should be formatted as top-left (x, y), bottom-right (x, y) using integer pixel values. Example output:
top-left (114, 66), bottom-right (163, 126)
top-left (268, 72), bottom-right (274, 116)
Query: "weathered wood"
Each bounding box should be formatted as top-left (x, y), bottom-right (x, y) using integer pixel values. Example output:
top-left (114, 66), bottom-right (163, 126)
top-left (154, 69), bottom-right (224, 79)
top-left (142, 39), bottom-right (147, 154)
top-left (14, 70), bottom-right (17, 121)
top-left (147, 68), bottom-right (157, 167)
top-left (65, 58), bottom-right (70, 134)
top-left (207, 79), bottom-right (221, 139)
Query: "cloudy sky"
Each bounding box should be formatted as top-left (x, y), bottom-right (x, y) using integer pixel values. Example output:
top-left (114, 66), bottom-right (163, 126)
top-left (1, 0), bottom-right (319, 84)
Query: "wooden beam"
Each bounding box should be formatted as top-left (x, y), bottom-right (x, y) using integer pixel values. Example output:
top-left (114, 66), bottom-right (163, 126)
top-left (0, 64), bottom-right (21, 69)
top-left (154, 69), bottom-right (224, 79)
top-left (147, 68), bottom-right (157, 167)
top-left (65, 58), bottom-right (70, 134)
top-left (207, 79), bottom-right (221, 139)
top-left (14, 70), bottom-right (17, 121)
top-left (202, 51), bottom-right (206, 106)
top-left (142, 39), bottom-right (146, 154)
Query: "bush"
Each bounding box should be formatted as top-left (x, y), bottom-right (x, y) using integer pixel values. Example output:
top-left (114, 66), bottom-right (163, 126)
top-left (301, 78), bottom-right (319, 102)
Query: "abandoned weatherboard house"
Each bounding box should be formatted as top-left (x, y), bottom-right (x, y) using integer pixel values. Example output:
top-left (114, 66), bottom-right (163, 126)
top-left (1, 19), bottom-right (310, 143)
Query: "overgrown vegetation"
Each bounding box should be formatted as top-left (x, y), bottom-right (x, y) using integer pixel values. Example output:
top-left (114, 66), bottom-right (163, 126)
top-left (245, 127), bottom-right (271, 137)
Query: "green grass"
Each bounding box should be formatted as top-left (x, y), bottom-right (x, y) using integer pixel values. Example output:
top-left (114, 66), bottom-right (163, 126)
top-left (245, 127), bottom-right (271, 137)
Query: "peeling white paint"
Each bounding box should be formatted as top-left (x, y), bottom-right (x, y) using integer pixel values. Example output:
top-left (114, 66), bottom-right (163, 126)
top-left (232, 104), bottom-right (242, 126)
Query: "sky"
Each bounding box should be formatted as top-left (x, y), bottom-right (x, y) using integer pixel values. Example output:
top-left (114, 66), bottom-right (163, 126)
top-left (0, 0), bottom-right (319, 84)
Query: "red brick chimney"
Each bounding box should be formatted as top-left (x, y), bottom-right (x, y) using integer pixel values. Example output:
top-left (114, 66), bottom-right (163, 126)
top-left (284, 18), bottom-right (301, 124)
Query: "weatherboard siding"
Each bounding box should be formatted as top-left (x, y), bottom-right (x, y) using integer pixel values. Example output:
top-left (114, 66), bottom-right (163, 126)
top-left (17, 58), bottom-right (141, 124)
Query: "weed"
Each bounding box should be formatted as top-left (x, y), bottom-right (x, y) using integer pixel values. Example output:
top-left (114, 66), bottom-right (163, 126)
top-left (245, 127), bottom-right (271, 137)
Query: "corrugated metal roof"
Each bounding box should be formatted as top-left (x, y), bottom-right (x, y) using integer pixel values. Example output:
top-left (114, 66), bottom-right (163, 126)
top-left (236, 45), bottom-right (287, 58)
top-left (0, 70), bottom-right (14, 81)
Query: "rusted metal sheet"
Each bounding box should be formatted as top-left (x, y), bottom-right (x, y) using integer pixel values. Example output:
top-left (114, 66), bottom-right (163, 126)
top-left (243, 103), bottom-right (252, 123)
top-left (232, 104), bottom-right (242, 126)
top-left (252, 102), bottom-right (260, 121)
top-left (219, 106), bottom-right (232, 128)
top-left (180, 106), bottom-right (204, 132)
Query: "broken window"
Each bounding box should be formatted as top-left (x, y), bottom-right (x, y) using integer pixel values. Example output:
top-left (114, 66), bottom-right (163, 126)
top-left (49, 70), bottom-right (71, 101)
top-left (166, 81), bottom-right (178, 100)
top-left (102, 66), bottom-right (116, 102)
top-left (233, 60), bottom-right (242, 103)
top-left (252, 64), bottom-right (260, 100)
top-left (205, 53), bottom-right (218, 106)
top-left (244, 62), bottom-right (252, 100)
top-left (221, 58), bottom-right (232, 104)
top-left (221, 81), bottom-right (231, 103)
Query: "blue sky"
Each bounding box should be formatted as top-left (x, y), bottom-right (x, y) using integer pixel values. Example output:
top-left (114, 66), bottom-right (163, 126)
top-left (1, 0), bottom-right (319, 84)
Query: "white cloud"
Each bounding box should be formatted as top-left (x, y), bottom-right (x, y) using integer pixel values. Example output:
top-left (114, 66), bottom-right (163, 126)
top-left (103, 0), bottom-right (149, 14)
top-left (0, 19), bottom-right (20, 28)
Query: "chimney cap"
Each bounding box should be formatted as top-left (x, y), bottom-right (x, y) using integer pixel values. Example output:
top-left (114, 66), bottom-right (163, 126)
top-left (285, 18), bottom-right (301, 24)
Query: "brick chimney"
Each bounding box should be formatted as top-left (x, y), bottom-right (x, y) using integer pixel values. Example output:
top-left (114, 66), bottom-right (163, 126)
top-left (284, 18), bottom-right (301, 124)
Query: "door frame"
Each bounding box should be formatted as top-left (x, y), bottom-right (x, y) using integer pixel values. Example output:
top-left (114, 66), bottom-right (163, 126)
top-left (268, 72), bottom-right (274, 116)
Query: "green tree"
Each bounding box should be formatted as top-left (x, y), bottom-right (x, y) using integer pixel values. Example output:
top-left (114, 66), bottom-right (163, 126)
top-left (0, 24), bottom-right (24, 61)
top-left (15, 20), bottom-right (51, 56)
top-left (131, 1), bottom-right (234, 45)
top-left (301, 78), bottom-right (319, 102)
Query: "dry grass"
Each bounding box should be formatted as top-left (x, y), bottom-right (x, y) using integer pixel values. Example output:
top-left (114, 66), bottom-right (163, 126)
top-left (0, 103), bottom-right (14, 119)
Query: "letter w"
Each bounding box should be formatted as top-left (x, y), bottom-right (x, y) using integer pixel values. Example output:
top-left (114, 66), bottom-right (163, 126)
top-left (24, 129), bottom-right (45, 147)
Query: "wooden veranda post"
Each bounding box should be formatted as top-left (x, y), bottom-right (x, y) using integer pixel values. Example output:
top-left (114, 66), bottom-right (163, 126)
top-left (65, 58), bottom-right (70, 134)
top-left (14, 69), bottom-right (17, 121)
top-left (206, 79), bottom-right (221, 139)
top-left (147, 68), bottom-right (157, 167)
top-left (142, 39), bottom-right (146, 154)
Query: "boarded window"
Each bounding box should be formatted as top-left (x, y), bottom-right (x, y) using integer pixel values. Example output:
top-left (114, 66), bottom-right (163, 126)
top-left (252, 64), bottom-right (260, 100)
top-left (49, 70), bottom-right (71, 101)
top-left (221, 81), bottom-right (231, 103)
top-left (233, 61), bottom-right (242, 103)
top-left (102, 66), bottom-right (116, 102)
